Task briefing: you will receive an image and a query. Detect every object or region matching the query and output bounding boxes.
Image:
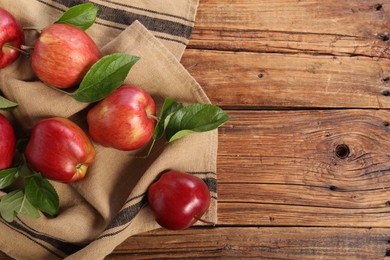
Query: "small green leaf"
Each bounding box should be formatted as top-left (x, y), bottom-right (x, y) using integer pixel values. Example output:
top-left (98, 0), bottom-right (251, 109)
top-left (0, 167), bottom-right (19, 189)
top-left (72, 53), bottom-right (140, 103)
top-left (54, 3), bottom-right (99, 30)
top-left (153, 98), bottom-right (183, 140)
top-left (0, 96), bottom-right (18, 110)
top-left (165, 104), bottom-right (231, 142)
top-left (0, 190), bottom-right (40, 222)
top-left (25, 174), bottom-right (59, 217)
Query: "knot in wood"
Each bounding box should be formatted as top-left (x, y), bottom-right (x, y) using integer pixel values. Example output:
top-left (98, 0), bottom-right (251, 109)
top-left (335, 144), bottom-right (350, 159)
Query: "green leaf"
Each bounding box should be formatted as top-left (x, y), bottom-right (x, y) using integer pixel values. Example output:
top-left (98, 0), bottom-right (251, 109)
top-left (0, 167), bottom-right (19, 189)
top-left (165, 104), bottom-right (231, 142)
top-left (0, 96), bottom-right (18, 110)
top-left (153, 98), bottom-right (183, 140)
top-left (0, 190), bottom-right (40, 222)
top-left (72, 53), bottom-right (140, 103)
top-left (54, 3), bottom-right (99, 30)
top-left (25, 174), bottom-right (59, 217)
top-left (18, 162), bottom-right (34, 178)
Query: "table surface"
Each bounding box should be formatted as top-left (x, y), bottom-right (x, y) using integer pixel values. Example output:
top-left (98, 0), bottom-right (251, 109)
top-left (107, 1), bottom-right (390, 258)
top-left (3, 0), bottom-right (390, 259)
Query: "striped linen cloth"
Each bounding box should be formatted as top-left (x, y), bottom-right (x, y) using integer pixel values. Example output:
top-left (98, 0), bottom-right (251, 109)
top-left (0, 1), bottom-right (218, 259)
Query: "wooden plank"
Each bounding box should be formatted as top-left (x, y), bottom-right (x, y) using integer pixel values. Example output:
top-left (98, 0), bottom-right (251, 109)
top-left (181, 50), bottom-right (390, 108)
top-left (5, 227), bottom-right (385, 259)
top-left (108, 227), bottom-right (390, 259)
top-left (183, 0), bottom-right (390, 108)
top-left (190, 0), bottom-right (390, 57)
top-left (215, 109), bottom-right (390, 227)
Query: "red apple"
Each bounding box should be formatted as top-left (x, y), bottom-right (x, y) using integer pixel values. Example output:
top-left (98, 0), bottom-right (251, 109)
top-left (0, 7), bottom-right (25, 69)
top-left (31, 23), bottom-right (101, 89)
top-left (25, 117), bottom-right (96, 183)
top-left (148, 170), bottom-right (211, 230)
top-left (0, 114), bottom-right (15, 170)
top-left (87, 85), bottom-right (157, 151)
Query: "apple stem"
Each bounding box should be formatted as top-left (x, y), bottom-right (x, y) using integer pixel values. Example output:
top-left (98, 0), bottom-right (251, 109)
top-left (149, 114), bottom-right (159, 121)
top-left (195, 217), bottom-right (216, 226)
top-left (20, 45), bottom-right (34, 50)
top-left (4, 43), bottom-right (30, 55)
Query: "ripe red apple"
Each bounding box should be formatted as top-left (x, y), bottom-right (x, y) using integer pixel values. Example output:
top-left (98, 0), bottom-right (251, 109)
top-left (31, 23), bottom-right (101, 89)
top-left (147, 170), bottom-right (211, 230)
top-left (0, 7), bottom-right (25, 69)
top-left (87, 85), bottom-right (157, 151)
top-left (0, 114), bottom-right (15, 170)
top-left (25, 117), bottom-right (96, 183)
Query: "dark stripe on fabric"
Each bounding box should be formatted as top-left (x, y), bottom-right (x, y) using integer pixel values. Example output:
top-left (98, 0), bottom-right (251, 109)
top-left (94, 21), bottom-right (188, 46)
top-left (1, 219), bottom-right (64, 259)
top-left (3, 219), bottom-right (84, 255)
top-left (155, 35), bottom-right (187, 46)
top-left (202, 177), bottom-right (217, 193)
top-left (124, 192), bottom-right (145, 205)
top-left (45, 0), bottom-right (194, 39)
top-left (99, 0), bottom-right (195, 23)
top-left (105, 196), bottom-right (147, 230)
top-left (96, 221), bottom-right (130, 240)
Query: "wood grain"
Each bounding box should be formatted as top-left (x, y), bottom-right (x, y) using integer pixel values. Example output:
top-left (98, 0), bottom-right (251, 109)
top-left (191, 0), bottom-right (390, 57)
top-left (107, 227), bottom-right (390, 259)
top-left (181, 0), bottom-right (390, 108)
top-left (181, 49), bottom-right (390, 108)
top-left (216, 109), bottom-right (390, 227)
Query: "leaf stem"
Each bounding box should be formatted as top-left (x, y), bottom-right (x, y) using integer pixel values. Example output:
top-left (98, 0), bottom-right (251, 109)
top-left (136, 139), bottom-right (156, 159)
top-left (46, 85), bottom-right (74, 96)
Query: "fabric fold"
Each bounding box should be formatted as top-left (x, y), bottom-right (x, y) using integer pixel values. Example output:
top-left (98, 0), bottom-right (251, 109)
top-left (0, 1), bottom-right (218, 259)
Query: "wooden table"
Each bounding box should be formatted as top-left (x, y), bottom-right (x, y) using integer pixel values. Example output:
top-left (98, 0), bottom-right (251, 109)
top-left (104, 1), bottom-right (390, 258)
top-left (3, 0), bottom-right (390, 259)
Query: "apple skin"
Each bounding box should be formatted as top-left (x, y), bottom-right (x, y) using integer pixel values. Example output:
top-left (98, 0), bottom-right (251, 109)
top-left (0, 7), bottom-right (25, 69)
top-left (147, 170), bottom-right (211, 230)
top-left (31, 23), bottom-right (101, 89)
top-left (0, 114), bottom-right (15, 170)
top-left (87, 85), bottom-right (157, 151)
top-left (25, 117), bottom-right (96, 183)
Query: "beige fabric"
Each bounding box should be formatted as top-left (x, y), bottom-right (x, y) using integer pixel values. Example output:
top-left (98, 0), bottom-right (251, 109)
top-left (0, 1), bottom-right (218, 259)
